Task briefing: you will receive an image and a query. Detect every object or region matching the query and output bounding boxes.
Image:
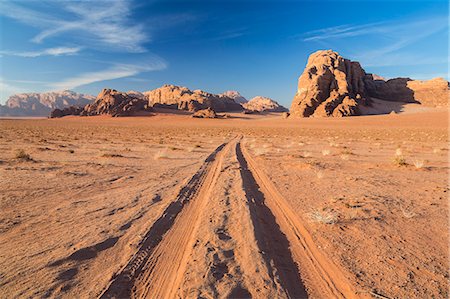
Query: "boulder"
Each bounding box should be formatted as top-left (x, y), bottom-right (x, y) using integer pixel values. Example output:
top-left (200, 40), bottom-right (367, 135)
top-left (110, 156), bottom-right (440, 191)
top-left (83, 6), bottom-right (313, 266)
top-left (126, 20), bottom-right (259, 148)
top-left (191, 108), bottom-right (218, 118)
top-left (243, 96), bottom-right (288, 112)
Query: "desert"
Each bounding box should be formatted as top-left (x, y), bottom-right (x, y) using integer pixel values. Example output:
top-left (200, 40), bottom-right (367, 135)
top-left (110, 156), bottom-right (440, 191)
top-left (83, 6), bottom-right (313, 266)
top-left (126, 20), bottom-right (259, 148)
top-left (1, 1), bottom-right (449, 298)
top-left (1, 103), bottom-right (448, 298)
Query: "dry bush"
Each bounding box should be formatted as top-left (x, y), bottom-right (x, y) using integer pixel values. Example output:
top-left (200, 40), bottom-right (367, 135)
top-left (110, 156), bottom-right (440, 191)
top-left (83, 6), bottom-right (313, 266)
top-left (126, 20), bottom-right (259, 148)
top-left (393, 155), bottom-right (407, 167)
top-left (15, 149), bottom-right (33, 161)
top-left (309, 210), bottom-right (337, 224)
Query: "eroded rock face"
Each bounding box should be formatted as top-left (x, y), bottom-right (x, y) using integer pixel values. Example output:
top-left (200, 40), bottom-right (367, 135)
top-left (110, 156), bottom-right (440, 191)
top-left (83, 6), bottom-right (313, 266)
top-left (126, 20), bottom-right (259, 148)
top-left (1, 90), bottom-right (94, 117)
top-left (243, 96), bottom-right (288, 112)
top-left (81, 89), bottom-right (150, 117)
top-left (144, 84), bottom-right (242, 112)
top-left (290, 50), bottom-right (450, 117)
top-left (290, 50), bottom-right (369, 117)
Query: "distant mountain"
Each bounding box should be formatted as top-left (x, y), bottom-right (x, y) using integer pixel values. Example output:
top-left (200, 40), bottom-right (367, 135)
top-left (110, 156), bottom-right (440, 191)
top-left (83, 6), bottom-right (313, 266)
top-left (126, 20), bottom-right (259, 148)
top-left (243, 96), bottom-right (288, 112)
top-left (0, 90), bottom-right (95, 116)
top-left (220, 91), bottom-right (248, 104)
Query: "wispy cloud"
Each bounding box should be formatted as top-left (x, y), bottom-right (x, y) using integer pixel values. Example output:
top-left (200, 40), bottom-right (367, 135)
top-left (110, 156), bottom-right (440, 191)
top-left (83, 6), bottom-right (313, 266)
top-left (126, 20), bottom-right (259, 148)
top-left (301, 16), bottom-right (448, 67)
top-left (0, 0), bottom-right (147, 52)
top-left (50, 58), bottom-right (167, 90)
top-left (0, 47), bottom-right (81, 58)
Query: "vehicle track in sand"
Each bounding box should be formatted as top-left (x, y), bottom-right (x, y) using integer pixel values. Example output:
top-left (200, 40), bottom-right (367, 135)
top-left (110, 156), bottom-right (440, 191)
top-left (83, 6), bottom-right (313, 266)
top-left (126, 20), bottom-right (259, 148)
top-left (100, 136), bottom-right (360, 299)
top-left (100, 138), bottom-right (235, 299)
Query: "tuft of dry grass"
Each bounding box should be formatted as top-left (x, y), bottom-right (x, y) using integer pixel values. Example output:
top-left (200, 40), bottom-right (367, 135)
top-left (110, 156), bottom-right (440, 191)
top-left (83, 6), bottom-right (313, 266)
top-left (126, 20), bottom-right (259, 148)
top-left (340, 154), bottom-right (350, 161)
top-left (309, 210), bottom-right (337, 224)
top-left (154, 149), bottom-right (169, 160)
top-left (315, 169), bottom-right (324, 179)
top-left (15, 149), bottom-right (33, 161)
top-left (395, 148), bottom-right (403, 156)
top-left (322, 149), bottom-right (331, 156)
top-left (412, 159), bottom-right (425, 169)
top-left (393, 155), bottom-right (407, 167)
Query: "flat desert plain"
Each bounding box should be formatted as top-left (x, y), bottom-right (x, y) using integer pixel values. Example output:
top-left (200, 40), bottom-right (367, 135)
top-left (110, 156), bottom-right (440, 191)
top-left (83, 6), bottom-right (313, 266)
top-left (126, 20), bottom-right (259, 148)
top-left (0, 109), bottom-right (448, 299)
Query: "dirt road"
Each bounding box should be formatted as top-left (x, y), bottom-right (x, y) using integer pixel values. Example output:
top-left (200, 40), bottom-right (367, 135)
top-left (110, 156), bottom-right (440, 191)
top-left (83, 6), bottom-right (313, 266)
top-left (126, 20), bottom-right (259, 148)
top-left (98, 136), bottom-right (359, 298)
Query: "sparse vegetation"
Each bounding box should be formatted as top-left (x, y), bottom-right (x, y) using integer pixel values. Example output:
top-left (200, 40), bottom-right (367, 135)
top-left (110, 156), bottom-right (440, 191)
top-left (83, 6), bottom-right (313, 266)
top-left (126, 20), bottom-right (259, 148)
top-left (393, 155), bottom-right (407, 166)
top-left (322, 149), bottom-right (331, 156)
top-left (309, 209), bottom-right (337, 224)
top-left (154, 149), bottom-right (169, 160)
top-left (102, 153), bottom-right (124, 158)
top-left (412, 159), bottom-right (425, 169)
top-left (15, 149), bottom-right (33, 161)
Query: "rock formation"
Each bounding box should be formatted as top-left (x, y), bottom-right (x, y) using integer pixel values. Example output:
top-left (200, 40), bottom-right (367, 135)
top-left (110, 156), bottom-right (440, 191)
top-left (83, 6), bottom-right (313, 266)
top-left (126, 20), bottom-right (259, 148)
top-left (192, 108), bottom-right (218, 118)
top-left (50, 106), bottom-right (84, 118)
top-left (243, 96), bottom-right (288, 112)
top-left (290, 50), bottom-right (449, 117)
top-left (0, 90), bottom-right (94, 117)
top-left (80, 89), bottom-right (151, 117)
top-left (290, 50), bottom-right (369, 117)
top-left (144, 84), bottom-right (242, 112)
top-left (220, 91), bottom-right (248, 104)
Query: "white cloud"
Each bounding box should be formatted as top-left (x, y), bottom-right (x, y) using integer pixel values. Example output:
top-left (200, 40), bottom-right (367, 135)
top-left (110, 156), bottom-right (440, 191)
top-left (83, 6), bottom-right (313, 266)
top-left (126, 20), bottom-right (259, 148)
top-left (0, 47), bottom-right (81, 58)
top-left (301, 17), bottom-right (448, 67)
top-left (50, 59), bottom-right (167, 90)
top-left (0, 0), bottom-right (147, 52)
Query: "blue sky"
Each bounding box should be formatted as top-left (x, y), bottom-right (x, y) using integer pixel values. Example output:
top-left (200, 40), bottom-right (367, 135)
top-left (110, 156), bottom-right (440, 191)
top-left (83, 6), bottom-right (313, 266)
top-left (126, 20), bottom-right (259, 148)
top-left (0, 0), bottom-right (448, 106)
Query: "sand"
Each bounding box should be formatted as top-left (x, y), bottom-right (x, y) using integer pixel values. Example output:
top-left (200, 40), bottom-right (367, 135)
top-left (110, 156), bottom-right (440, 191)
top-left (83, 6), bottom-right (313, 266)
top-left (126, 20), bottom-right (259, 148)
top-left (0, 109), bottom-right (448, 298)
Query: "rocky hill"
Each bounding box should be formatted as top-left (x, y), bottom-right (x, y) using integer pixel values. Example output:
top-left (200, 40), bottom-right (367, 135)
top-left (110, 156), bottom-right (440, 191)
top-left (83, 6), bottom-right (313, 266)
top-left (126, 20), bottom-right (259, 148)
top-left (290, 50), bottom-right (449, 117)
top-left (51, 89), bottom-right (150, 117)
top-left (144, 84), bottom-right (242, 112)
top-left (243, 96), bottom-right (288, 112)
top-left (220, 91), bottom-right (248, 104)
top-left (0, 90), bottom-right (95, 116)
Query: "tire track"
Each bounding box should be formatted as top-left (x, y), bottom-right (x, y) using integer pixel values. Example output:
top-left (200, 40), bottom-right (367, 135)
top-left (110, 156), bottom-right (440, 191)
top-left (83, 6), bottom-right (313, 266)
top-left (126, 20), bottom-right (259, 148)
top-left (240, 141), bottom-right (362, 299)
top-left (236, 142), bottom-right (309, 298)
top-left (100, 138), bottom-right (235, 299)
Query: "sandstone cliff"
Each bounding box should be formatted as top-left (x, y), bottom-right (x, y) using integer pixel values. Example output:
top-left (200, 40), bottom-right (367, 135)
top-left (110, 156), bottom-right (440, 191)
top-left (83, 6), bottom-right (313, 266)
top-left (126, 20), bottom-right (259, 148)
top-left (144, 84), bottom-right (242, 112)
top-left (290, 50), bottom-right (449, 117)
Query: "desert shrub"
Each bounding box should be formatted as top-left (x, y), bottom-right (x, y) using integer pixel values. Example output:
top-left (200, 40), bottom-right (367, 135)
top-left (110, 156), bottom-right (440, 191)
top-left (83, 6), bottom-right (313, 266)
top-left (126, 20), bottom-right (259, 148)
top-left (15, 149), bottom-right (33, 161)
top-left (393, 156), bottom-right (407, 166)
top-left (309, 210), bottom-right (337, 224)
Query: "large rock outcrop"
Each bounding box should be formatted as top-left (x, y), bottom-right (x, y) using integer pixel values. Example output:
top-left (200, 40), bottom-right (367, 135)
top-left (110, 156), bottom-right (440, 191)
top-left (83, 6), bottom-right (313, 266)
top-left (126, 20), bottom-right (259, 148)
top-left (144, 84), bottom-right (242, 112)
top-left (290, 50), bottom-right (369, 117)
top-left (290, 50), bottom-right (449, 117)
top-left (243, 96), bottom-right (288, 112)
top-left (0, 90), bottom-right (94, 117)
top-left (80, 89), bottom-right (151, 117)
